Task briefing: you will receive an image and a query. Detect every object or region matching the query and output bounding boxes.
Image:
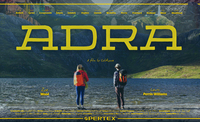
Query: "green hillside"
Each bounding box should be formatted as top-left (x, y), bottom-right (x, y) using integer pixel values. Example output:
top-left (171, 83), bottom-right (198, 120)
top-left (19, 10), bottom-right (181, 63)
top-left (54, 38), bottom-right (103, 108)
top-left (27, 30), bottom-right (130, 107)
top-left (128, 61), bottom-right (200, 79)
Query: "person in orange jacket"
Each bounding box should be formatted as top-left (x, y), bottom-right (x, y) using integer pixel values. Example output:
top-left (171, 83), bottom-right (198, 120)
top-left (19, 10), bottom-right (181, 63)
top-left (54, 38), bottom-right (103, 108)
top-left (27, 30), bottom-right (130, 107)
top-left (73, 64), bottom-right (89, 109)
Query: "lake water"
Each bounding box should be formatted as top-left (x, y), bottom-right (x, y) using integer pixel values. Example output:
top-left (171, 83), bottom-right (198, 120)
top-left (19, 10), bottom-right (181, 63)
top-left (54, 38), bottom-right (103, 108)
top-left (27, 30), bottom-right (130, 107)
top-left (0, 78), bottom-right (199, 108)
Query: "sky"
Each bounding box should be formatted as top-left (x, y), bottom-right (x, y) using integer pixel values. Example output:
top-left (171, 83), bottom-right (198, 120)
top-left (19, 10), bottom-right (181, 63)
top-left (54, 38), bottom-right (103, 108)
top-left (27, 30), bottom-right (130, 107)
top-left (91, 0), bottom-right (113, 9)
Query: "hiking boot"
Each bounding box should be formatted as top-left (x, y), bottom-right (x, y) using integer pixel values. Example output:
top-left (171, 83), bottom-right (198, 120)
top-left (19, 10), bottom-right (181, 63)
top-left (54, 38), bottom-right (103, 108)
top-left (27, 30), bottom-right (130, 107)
top-left (81, 107), bottom-right (86, 110)
top-left (81, 105), bottom-right (86, 110)
top-left (116, 107), bottom-right (121, 110)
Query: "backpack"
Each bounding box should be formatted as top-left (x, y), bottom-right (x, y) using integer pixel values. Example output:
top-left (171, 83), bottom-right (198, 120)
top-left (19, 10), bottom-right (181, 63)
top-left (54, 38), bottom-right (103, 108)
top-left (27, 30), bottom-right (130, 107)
top-left (74, 71), bottom-right (84, 86)
top-left (118, 69), bottom-right (127, 86)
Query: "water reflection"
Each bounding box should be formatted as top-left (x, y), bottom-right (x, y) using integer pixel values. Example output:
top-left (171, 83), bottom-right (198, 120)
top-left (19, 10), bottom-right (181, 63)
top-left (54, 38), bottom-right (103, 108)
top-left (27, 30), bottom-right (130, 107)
top-left (0, 78), bottom-right (199, 107)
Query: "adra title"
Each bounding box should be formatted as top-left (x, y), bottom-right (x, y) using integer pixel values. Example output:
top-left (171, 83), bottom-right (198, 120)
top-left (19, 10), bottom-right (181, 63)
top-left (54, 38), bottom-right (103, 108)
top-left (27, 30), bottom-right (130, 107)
top-left (16, 25), bottom-right (182, 51)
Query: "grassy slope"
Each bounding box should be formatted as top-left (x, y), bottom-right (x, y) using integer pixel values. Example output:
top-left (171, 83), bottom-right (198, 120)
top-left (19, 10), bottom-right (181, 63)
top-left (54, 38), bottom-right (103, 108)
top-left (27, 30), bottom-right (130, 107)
top-left (128, 61), bottom-right (200, 79)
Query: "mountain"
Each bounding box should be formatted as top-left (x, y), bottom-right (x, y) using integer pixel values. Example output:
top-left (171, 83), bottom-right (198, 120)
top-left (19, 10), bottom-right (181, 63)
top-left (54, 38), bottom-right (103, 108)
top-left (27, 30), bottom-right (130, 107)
top-left (0, 0), bottom-right (104, 26)
top-left (107, 0), bottom-right (200, 34)
top-left (0, 0), bottom-right (40, 24)
top-left (47, 0), bottom-right (102, 13)
top-left (0, 12), bottom-right (200, 78)
top-left (0, 13), bottom-right (142, 77)
top-left (1, 0), bottom-right (200, 78)
top-left (130, 15), bottom-right (174, 36)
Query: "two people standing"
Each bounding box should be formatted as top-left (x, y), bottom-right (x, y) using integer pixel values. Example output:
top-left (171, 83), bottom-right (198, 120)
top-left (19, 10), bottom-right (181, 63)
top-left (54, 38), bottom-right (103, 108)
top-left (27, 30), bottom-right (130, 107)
top-left (73, 63), bottom-right (126, 110)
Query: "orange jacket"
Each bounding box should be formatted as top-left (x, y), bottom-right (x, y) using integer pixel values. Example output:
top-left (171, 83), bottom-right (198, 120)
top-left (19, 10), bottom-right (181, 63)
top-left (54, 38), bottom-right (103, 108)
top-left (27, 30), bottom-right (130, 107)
top-left (74, 70), bottom-right (89, 86)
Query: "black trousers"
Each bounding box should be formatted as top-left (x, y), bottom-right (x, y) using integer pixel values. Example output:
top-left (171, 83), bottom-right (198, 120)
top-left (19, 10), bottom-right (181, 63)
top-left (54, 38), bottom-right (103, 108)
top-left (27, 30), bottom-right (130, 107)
top-left (115, 87), bottom-right (124, 108)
